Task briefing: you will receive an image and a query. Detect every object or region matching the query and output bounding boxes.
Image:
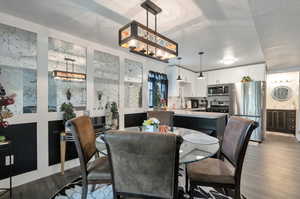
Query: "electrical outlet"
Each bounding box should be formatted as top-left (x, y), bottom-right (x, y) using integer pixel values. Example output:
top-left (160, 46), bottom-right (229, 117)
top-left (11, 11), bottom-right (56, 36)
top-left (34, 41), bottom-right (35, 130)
top-left (5, 155), bottom-right (14, 166)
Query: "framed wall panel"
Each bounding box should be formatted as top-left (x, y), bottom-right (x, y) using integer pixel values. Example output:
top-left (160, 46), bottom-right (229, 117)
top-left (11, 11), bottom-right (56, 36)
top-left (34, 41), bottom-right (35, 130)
top-left (48, 38), bottom-right (87, 112)
top-left (0, 123), bottom-right (37, 180)
top-left (124, 59), bottom-right (143, 108)
top-left (93, 50), bottom-right (120, 111)
top-left (0, 23), bottom-right (37, 114)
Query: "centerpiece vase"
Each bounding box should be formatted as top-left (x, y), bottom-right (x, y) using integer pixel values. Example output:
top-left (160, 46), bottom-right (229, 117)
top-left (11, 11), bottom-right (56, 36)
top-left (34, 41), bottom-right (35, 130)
top-left (143, 125), bottom-right (158, 132)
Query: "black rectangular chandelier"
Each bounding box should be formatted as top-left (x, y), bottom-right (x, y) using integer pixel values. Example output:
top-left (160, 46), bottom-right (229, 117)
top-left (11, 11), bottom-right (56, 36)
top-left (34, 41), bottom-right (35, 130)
top-left (119, 0), bottom-right (178, 63)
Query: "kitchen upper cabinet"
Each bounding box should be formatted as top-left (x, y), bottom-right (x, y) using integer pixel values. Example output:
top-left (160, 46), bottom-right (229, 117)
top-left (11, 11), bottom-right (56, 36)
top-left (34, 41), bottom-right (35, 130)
top-left (167, 66), bottom-right (201, 97)
top-left (167, 66), bottom-right (179, 96)
top-left (194, 78), bottom-right (207, 97)
top-left (206, 64), bottom-right (266, 85)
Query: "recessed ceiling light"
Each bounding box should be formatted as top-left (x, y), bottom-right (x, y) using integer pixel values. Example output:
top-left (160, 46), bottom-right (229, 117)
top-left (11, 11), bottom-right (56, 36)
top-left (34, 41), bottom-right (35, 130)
top-left (220, 57), bottom-right (238, 65)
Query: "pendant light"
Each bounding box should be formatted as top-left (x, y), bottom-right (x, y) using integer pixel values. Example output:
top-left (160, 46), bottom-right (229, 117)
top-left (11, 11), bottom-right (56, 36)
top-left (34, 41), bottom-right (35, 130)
top-left (197, 52), bottom-right (205, 80)
top-left (177, 57), bottom-right (183, 81)
top-left (119, 0), bottom-right (178, 62)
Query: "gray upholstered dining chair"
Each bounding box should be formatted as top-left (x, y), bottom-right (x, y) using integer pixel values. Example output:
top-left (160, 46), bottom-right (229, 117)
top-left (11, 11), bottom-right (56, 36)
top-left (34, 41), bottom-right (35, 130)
top-left (102, 131), bottom-right (183, 199)
top-left (147, 111), bottom-right (174, 131)
top-left (187, 116), bottom-right (258, 199)
top-left (66, 116), bottom-right (112, 199)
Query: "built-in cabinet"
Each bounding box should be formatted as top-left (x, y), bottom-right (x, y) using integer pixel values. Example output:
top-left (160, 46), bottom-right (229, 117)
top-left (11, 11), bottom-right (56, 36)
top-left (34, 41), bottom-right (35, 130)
top-left (267, 109), bottom-right (296, 134)
top-left (167, 64), bottom-right (266, 98)
top-left (167, 66), bottom-right (207, 97)
top-left (205, 64), bottom-right (266, 85)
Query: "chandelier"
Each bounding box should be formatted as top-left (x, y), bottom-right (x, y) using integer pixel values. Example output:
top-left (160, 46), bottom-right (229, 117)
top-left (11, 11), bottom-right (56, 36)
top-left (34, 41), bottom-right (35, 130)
top-left (119, 0), bottom-right (178, 63)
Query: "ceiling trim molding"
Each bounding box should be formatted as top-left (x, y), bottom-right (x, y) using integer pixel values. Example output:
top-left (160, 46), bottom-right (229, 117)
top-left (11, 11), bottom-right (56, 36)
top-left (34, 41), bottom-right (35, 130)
top-left (201, 61), bottom-right (266, 73)
top-left (267, 65), bottom-right (300, 74)
top-left (169, 61), bottom-right (266, 73)
top-left (168, 64), bottom-right (198, 73)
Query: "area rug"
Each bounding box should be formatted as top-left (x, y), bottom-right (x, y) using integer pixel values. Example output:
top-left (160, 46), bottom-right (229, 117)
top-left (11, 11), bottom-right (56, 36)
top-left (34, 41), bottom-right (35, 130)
top-left (51, 180), bottom-right (231, 199)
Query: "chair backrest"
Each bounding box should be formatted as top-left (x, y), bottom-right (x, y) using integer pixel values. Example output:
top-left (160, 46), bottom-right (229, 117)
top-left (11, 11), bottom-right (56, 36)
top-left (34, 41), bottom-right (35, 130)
top-left (103, 131), bottom-right (182, 199)
top-left (220, 116), bottom-right (258, 181)
top-left (66, 116), bottom-right (97, 165)
top-left (147, 111), bottom-right (174, 130)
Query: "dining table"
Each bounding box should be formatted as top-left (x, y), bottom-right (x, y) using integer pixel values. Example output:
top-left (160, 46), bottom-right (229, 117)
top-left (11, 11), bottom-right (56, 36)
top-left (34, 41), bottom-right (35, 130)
top-left (95, 126), bottom-right (220, 196)
top-left (95, 126), bottom-right (220, 165)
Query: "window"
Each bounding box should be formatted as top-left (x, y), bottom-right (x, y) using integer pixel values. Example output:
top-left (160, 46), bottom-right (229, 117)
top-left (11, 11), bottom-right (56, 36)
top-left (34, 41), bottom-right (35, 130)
top-left (148, 71), bottom-right (168, 108)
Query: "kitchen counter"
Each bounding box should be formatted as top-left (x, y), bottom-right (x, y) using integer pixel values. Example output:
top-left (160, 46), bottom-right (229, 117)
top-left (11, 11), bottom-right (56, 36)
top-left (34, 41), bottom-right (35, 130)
top-left (174, 110), bottom-right (228, 119)
top-left (173, 110), bottom-right (228, 140)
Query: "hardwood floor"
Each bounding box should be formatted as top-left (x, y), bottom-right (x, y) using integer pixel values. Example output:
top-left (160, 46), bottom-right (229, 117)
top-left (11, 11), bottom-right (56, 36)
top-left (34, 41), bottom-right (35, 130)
top-left (242, 132), bottom-right (300, 199)
top-left (1, 167), bottom-right (81, 199)
top-left (1, 132), bottom-right (300, 199)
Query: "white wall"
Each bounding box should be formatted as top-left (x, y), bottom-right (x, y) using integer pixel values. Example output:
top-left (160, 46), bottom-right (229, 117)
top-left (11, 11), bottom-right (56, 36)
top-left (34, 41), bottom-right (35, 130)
top-left (205, 63), bottom-right (266, 85)
top-left (266, 72), bottom-right (299, 110)
top-left (0, 12), bottom-right (168, 187)
top-left (266, 72), bottom-right (300, 141)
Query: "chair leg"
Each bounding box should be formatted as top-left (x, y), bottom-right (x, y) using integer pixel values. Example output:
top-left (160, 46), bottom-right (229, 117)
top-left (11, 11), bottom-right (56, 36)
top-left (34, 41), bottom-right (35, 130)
top-left (82, 180), bottom-right (88, 199)
top-left (234, 186), bottom-right (241, 199)
top-left (91, 184), bottom-right (96, 192)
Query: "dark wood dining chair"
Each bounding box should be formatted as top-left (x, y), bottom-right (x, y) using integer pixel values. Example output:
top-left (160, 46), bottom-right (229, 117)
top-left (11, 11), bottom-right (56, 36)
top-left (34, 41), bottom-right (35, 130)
top-left (102, 131), bottom-right (183, 199)
top-left (147, 111), bottom-right (174, 131)
top-left (66, 116), bottom-right (112, 199)
top-left (187, 116), bottom-right (258, 199)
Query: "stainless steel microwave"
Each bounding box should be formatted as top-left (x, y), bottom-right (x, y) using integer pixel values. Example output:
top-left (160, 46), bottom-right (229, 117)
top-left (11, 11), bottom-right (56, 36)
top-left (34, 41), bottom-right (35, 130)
top-left (207, 84), bottom-right (231, 96)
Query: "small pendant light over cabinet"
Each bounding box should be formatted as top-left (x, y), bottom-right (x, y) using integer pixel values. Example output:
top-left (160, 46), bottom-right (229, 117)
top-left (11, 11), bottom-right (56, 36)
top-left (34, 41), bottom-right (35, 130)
top-left (177, 57), bottom-right (183, 81)
top-left (198, 52), bottom-right (205, 80)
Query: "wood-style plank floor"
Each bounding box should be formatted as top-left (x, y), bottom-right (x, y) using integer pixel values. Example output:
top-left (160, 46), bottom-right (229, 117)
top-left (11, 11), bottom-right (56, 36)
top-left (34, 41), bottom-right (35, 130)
top-left (1, 132), bottom-right (300, 199)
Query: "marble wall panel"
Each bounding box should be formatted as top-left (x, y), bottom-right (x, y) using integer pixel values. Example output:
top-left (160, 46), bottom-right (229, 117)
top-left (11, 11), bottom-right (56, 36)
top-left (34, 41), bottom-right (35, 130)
top-left (93, 50), bottom-right (120, 111)
top-left (48, 38), bottom-right (87, 112)
top-left (124, 59), bottom-right (143, 108)
top-left (0, 23), bottom-right (37, 114)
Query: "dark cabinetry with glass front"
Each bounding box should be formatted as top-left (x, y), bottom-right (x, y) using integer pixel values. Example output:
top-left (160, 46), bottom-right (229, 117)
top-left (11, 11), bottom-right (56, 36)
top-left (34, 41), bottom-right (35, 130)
top-left (267, 109), bottom-right (296, 134)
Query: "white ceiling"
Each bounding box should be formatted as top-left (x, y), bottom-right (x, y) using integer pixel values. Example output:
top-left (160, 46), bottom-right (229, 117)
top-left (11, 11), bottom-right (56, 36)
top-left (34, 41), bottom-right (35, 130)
top-left (0, 0), bottom-right (299, 71)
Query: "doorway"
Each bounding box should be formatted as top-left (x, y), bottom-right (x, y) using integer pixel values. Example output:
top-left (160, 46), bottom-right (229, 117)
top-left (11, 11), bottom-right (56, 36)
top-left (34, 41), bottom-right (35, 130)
top-left (266, 72), bottom-right (299, 135)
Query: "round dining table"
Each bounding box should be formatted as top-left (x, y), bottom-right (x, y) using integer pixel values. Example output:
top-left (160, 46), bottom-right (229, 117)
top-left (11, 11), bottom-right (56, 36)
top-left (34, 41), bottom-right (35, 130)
top-left (95, 126), bottom-right (220, 165)
top-left (95, 127), bottom-right (220, 197)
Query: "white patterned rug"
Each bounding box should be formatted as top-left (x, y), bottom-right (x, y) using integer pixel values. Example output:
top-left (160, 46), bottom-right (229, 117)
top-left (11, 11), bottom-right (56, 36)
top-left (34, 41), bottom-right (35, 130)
top-left (52, 182), bottom-right (231, 199)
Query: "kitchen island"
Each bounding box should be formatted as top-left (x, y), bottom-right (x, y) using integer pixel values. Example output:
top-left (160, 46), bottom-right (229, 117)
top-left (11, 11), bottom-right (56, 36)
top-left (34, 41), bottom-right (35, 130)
top-left (124, 110), bottom-right (228, 139)
top-left (173, 110), bottom-right (228, 139)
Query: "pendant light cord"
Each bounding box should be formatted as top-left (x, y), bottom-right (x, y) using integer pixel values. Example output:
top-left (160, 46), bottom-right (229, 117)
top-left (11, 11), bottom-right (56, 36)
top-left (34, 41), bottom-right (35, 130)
top-left (146, 8), bottom-right (149, 55)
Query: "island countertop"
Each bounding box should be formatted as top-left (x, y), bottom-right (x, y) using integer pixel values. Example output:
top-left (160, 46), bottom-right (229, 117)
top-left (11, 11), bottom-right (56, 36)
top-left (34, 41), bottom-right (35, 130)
top-left (174, 110), bottom-right (228, 119)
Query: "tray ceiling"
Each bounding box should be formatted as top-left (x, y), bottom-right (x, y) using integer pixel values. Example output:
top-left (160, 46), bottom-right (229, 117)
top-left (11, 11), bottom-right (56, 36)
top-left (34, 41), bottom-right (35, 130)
top-left (0, 0), bottom-right (298, 72)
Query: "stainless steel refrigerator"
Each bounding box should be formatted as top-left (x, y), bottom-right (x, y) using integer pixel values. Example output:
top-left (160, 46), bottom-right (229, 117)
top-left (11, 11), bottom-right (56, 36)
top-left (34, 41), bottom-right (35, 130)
top-left (232, 81), bottom-right (266, 142)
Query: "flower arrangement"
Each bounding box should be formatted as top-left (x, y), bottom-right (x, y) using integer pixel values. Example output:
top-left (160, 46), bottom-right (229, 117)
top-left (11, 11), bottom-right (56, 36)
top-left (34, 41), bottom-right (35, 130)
top-left (0, 83), bottom-right (15, 128)
top-left (143, 118), bottom-right (160, 132)
top-left (143, 118), bottom-right (160, 127)
top-left (0, 83), bottom-right (16, 142)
